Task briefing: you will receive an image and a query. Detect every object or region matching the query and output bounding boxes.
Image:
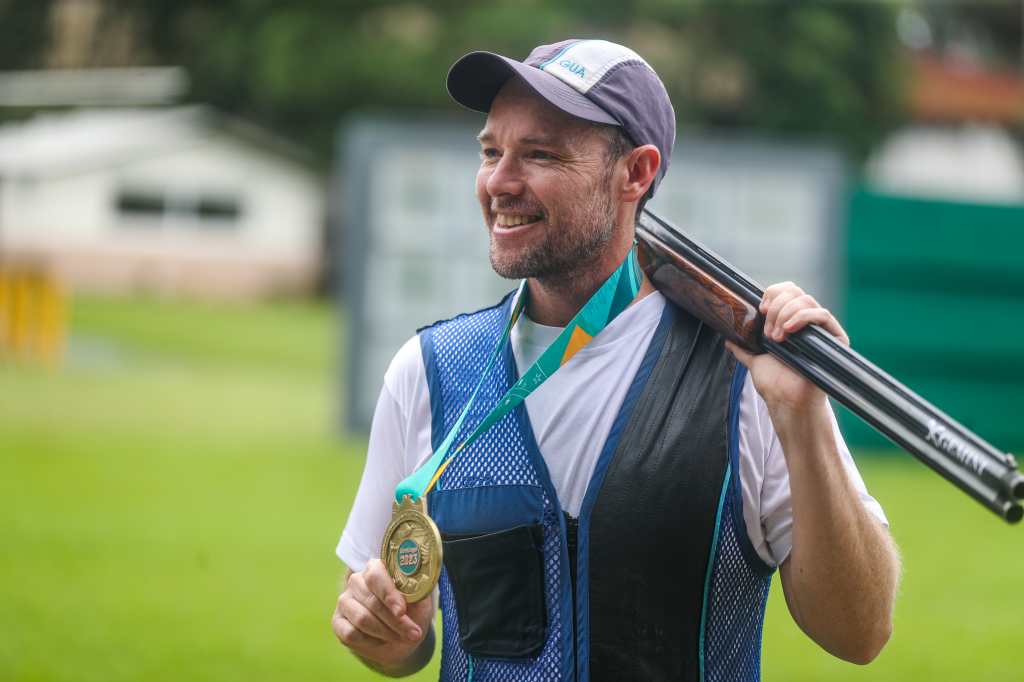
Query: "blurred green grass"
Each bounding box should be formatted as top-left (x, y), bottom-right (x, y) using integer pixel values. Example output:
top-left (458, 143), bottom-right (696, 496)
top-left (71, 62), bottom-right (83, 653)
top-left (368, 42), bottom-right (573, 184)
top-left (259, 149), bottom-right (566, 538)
top-left (2, 296), bottom-right (1020, 681)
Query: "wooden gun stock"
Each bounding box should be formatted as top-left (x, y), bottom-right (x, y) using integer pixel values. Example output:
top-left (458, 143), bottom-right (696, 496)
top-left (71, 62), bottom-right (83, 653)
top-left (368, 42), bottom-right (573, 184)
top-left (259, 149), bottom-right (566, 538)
top-left (636, 227), bottom-right (763, 353)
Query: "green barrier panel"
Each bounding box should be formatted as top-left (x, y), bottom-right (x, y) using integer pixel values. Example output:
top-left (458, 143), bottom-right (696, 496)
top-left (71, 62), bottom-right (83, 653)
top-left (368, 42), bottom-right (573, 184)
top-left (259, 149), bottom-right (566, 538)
top-left (842, 188), bottom-right (1024, 450)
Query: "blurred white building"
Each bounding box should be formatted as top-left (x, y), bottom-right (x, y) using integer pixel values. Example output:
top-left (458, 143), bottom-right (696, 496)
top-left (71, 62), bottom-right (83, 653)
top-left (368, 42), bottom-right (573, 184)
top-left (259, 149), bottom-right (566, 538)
top-left (0, 106), bottom-right (324, 298)
top-left (867, 124), bottom-right (1024, 204)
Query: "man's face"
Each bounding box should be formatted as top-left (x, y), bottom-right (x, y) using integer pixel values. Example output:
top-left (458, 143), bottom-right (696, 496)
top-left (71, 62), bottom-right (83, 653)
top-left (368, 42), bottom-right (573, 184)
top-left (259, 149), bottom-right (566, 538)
top-left (476, 79), bottom-right (620, 281)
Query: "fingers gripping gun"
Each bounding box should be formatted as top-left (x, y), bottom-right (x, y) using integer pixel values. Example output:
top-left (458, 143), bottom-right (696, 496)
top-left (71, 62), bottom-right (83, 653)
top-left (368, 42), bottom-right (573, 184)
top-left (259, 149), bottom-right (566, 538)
top-left (636, 208), bottom-right (1024, 524)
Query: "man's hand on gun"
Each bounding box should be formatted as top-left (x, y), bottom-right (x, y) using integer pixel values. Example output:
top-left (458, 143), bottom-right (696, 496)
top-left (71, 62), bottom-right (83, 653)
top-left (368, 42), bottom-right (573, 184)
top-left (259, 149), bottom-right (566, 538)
top-left (332, 559), bottom-right (435, 675)
top-left (726, 281), bottom-right (850, 416)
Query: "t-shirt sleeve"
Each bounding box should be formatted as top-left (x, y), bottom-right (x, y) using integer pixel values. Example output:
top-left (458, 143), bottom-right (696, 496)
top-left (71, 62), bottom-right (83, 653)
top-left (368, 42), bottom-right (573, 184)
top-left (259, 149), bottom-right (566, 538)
top-left (336, 335), bottom-right (432, 572)
top-left (336, 382), bottom-right (408, 572)
top-left (737, 372), bottom-right (889, 568)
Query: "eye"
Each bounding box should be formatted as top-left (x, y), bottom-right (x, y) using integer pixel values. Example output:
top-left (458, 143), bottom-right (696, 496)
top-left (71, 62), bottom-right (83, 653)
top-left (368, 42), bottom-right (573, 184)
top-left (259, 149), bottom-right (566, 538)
top-left (528, 149), bottom-right (555, 160)
top-left (480, 147), bottom-right (500, 160)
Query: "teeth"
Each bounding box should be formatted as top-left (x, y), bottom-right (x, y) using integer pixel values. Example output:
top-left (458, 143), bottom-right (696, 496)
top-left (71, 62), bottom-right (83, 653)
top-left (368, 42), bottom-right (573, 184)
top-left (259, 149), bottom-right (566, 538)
top-left (495, 214), bottom-right (540, 227)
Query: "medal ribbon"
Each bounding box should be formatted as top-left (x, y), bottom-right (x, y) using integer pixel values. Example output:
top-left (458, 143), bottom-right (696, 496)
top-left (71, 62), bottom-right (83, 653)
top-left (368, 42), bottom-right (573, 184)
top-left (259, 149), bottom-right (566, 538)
top-left (395, 247), bottom-right (643, 503)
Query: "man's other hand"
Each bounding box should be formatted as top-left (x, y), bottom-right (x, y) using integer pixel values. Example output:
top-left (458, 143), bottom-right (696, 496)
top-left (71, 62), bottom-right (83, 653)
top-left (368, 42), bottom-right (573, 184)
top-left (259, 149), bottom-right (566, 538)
top-left (727, 281), bottom-right (849, 417)
top-left (332, 559), bottom-right (435, 676)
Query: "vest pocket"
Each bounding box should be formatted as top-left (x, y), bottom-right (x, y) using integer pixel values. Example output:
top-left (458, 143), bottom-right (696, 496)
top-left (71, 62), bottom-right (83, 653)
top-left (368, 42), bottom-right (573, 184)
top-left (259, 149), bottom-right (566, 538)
top-left (442, 524), bottom-right (547, 659)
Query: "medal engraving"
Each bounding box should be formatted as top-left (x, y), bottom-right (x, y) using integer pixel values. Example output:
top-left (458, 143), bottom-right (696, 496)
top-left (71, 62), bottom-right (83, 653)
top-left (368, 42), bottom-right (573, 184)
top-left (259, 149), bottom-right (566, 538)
top-left (380, 494), bottom-right (442, 603)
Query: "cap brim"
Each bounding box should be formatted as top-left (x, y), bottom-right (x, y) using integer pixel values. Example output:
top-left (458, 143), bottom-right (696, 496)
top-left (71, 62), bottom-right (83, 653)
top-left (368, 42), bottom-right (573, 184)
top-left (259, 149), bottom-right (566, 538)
top-left (446, 51), bottom-right (619, 126)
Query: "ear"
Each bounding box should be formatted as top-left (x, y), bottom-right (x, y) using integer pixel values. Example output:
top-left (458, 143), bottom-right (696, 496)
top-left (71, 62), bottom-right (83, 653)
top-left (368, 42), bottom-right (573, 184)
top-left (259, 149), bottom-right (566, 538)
top-left (618, 144), bottom-right (661, 203)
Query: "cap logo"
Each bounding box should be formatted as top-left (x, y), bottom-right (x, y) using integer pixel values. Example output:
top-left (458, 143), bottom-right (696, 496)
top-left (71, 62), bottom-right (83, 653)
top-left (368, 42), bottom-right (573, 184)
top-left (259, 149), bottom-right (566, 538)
top-left (540, 39), bottom-right (649, 95)
top-left (558, 59), bottom-right (586, 79)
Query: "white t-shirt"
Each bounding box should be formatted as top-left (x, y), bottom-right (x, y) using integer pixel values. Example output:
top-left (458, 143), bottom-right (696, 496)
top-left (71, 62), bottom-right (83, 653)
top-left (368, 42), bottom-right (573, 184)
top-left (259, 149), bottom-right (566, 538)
top-left (337, 292), bottom-right (886, 572)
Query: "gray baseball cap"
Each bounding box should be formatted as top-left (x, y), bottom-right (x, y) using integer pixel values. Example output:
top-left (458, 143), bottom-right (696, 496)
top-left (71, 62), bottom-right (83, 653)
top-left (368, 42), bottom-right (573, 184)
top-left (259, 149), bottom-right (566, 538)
top-left (447, 38), bottom-right (676, 195)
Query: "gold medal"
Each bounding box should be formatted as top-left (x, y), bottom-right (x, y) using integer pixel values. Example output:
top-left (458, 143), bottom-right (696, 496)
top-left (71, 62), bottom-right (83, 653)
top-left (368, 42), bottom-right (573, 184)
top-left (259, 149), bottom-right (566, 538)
top-left (380, 494), bottom-right (443, 603)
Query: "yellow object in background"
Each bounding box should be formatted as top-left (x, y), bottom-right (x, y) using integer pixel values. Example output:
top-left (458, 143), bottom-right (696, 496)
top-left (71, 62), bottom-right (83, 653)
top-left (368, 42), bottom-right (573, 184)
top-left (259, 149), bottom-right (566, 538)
top-left (0, 264), bottom-right (67, 367)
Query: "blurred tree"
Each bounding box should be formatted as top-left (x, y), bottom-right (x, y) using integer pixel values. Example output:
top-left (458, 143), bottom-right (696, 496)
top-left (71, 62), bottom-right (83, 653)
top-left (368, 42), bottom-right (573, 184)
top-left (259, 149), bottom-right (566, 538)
top-left (0, 1), bottom-right (51, 69)
top-left (0, 1), bottom-right (909, 166)
top-left (0, 1), bottom-right (52, 124)
top-left (918, 2), bottom-right (1023, 71)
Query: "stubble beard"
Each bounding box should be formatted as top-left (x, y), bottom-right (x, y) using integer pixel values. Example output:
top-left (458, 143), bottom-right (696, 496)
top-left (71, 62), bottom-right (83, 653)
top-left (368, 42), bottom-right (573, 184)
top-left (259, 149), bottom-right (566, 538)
top-left (488, 183), bottom-right (617, 286)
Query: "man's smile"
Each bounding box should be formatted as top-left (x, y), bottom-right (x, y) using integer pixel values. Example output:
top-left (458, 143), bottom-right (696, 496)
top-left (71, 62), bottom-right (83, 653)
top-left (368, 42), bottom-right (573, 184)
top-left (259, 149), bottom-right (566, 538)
top-left (492, 212), bottom-right (544, 234)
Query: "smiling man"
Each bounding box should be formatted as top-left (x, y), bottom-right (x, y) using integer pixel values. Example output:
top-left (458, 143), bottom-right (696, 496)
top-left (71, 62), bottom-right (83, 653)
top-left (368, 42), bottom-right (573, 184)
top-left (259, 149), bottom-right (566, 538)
top-left (332, 39), bottom-right (900, 681)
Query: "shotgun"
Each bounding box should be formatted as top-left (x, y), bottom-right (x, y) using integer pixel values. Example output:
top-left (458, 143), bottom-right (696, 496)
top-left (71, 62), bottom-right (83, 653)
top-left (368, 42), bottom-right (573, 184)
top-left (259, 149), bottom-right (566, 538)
top-left (635, 208), bottom-right (1024, 524)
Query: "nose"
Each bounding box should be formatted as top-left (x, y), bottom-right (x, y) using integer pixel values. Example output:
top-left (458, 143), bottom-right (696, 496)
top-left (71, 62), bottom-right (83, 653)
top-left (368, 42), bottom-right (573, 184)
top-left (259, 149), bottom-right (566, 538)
top-left (484, 153), bottom-right (525, 198)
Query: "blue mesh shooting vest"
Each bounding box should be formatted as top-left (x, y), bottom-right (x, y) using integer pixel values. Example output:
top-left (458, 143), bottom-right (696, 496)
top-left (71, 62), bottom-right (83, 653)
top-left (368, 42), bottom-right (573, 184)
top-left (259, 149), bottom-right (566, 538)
top-left (421, 293), bottom-right (774, 682)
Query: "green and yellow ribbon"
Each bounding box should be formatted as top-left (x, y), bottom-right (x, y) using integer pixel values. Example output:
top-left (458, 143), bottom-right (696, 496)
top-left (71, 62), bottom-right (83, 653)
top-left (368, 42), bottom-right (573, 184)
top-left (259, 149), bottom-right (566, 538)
top-left (395, 247), bottom-right (643, 503)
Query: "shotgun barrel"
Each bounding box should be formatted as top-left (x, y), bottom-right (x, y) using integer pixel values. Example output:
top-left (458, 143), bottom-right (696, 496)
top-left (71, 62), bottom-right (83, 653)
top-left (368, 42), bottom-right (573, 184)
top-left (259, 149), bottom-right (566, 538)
top-left (636, 208), bottom-right (1024, 524)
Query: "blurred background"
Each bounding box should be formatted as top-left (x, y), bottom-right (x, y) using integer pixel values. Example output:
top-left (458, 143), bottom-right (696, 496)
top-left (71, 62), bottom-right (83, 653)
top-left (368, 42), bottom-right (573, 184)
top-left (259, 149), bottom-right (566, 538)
top-left (2, 1), bottom-right (1023, 680)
